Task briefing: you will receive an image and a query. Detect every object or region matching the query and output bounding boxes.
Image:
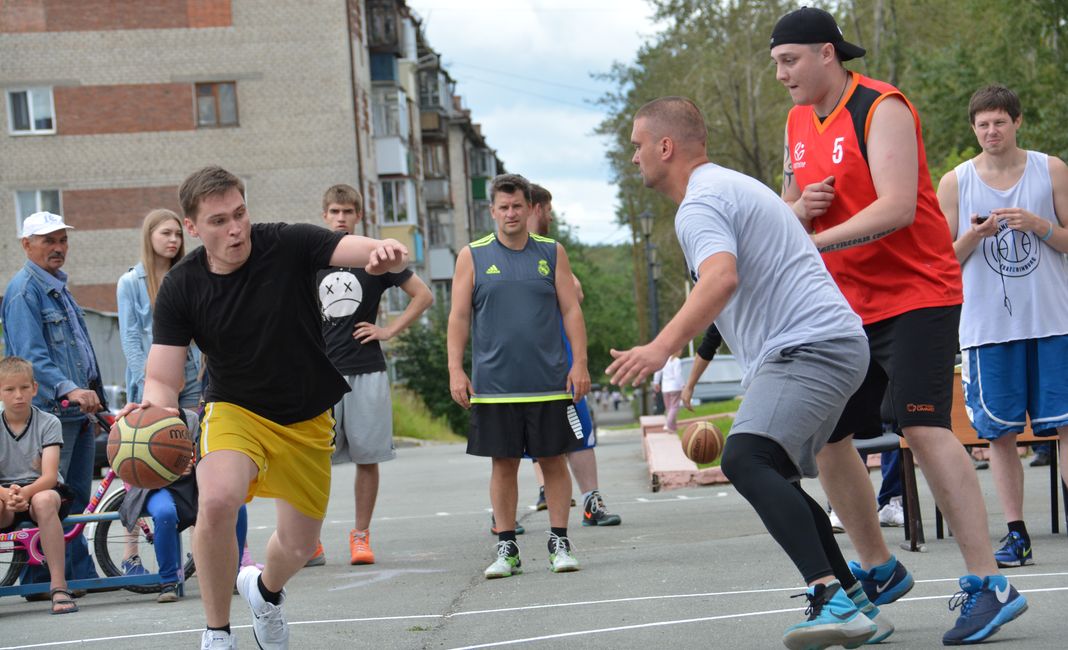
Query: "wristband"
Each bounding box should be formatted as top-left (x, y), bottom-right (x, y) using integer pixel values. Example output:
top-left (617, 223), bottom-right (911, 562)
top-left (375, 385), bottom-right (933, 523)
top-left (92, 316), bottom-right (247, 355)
top-left (1042, 222), bottom-right (1054, 241)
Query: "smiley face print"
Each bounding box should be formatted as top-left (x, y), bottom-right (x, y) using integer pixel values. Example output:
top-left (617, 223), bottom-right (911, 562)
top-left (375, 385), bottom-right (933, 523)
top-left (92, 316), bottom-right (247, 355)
top-left (319, 270), bottom-right (364, 319)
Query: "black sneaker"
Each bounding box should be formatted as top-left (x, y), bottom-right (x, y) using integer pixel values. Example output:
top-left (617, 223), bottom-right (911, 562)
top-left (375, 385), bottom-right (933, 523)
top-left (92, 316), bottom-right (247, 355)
top-left (582, 490), bottom-right (622, 526)
top-left (1029, 452), bottom-right (1051, 467)
top-left (534, 486), bottom-right (547, 511)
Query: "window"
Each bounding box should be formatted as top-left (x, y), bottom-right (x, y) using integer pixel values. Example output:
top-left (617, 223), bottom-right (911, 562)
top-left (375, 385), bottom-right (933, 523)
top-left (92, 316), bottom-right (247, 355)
top-left (372, 87), bottom-right (408, 138)
top-left (15, 189), bottom-right (61, 233)
top-left (196, 82), bottom-right (238, 127)
top-left (423, 143), bottom-right (447, 177)
top-left (469, 148), bottom-right (495, 177)
top-left (428, 209), bottom-right (453, 247)
top-left (380, 179), bottom-right (412, 224)
top-left (7, 88), bottom-right (55, 134)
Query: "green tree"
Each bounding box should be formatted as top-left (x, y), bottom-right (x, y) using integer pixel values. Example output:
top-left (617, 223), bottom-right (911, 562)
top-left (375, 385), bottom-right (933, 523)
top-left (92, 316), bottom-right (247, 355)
top-left (393, 304), bottom-right (470, 436)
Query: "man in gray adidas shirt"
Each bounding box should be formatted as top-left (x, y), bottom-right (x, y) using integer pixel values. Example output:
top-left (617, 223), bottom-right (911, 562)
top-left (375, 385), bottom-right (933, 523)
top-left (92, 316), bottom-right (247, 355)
top-left (607, 97), bottom-right (889, 648)
top-left (448, 173), bottom-right (590, 579)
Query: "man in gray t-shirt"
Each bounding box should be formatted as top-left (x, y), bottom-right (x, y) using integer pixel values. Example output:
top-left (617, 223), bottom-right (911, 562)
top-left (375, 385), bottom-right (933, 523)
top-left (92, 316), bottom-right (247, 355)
top-left (607, 97), bottom-right (888, 648)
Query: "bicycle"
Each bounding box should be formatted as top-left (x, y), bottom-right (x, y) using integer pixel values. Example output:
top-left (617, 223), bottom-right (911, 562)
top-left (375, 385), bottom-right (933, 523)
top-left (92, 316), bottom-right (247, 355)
top-left (0, 411), bottom-right (195, 595)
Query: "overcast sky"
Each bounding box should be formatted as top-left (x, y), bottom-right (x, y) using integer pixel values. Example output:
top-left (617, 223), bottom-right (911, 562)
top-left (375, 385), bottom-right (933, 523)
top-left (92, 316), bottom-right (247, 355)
top-left (407, 0), bottom-right (660, 245)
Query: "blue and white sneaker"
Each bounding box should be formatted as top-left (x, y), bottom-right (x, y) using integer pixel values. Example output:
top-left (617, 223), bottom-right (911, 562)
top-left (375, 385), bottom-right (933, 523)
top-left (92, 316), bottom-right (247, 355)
top-left (849, 555), bottom-right (914, 606)
top-left (846, 581), bottom-right (894, 644)
top-left (993, 531), bottom-right (1033, 568)
top-left (942, 575), bottom-right (1027, 645)
top-left (121, 554), bottom-right (149, 577)
top-left (783, 581), bottom-right (877, 650)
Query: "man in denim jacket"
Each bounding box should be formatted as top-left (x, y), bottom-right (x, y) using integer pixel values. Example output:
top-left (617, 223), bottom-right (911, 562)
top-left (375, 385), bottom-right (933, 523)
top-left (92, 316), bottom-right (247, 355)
top-left (3, 212), bottom-right (103, 582)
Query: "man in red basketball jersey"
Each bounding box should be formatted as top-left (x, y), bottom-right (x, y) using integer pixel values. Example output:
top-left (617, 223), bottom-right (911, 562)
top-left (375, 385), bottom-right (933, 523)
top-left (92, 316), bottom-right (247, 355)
top-left (771, 7), bottom-right (1027, 645)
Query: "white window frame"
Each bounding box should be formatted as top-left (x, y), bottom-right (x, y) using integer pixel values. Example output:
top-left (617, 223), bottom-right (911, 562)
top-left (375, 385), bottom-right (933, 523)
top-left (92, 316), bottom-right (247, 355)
top-left (7, 87), bottom-right (56, 135)
top-left (14, 189), bottom-right (62, 235)
top-left (379, 179), bottom-right (415, 225)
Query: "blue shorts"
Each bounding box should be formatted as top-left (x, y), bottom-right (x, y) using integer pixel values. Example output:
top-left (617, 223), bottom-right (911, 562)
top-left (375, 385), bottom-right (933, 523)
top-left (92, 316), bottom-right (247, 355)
top-left (961, 335), bottom-right (1068, 439)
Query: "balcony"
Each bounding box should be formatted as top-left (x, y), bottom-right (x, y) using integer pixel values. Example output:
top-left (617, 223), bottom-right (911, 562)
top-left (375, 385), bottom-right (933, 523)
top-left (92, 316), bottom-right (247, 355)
top-left (428, 247), bottom-right (456, 281)
top-left (425, 178), bottom-right (450, 205)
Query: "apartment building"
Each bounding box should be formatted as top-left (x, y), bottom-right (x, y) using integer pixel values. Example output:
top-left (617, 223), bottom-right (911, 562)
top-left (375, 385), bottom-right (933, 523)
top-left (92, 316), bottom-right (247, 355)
top-left (0, 0), bottom-right (501, 322)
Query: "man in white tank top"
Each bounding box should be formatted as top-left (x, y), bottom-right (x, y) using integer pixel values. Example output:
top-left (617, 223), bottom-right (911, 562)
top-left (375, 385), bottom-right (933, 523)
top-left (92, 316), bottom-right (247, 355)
top-left (937, 84), bottom-right (1068, 570)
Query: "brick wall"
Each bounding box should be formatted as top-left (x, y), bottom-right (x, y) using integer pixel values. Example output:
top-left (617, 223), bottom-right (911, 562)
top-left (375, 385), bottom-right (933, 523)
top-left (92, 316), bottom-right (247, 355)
top-left (70, 283), bottom-right (119, 312)
top-left (0, 0), bottom-right (231, 32)
top-left (55, 84), bottom-right (195, 136)
top-left (62, 186), bottom-right (181, 230)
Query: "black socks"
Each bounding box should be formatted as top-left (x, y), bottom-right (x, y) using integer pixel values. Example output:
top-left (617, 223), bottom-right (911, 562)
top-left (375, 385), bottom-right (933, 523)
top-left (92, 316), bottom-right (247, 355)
top-left (257, 575), bottom-right (282, 606)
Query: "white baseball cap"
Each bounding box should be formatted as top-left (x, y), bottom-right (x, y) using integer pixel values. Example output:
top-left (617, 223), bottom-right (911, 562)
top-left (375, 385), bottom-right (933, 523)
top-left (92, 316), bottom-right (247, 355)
top-left (21, 211), bottom-right (74, 238)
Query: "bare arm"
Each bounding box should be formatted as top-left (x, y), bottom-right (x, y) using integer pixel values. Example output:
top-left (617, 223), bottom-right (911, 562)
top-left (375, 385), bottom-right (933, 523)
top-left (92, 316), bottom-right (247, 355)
top-left (556, 244), bottom-right (590, 401)
top-left (781, 125), bottom-right (809, 226)
top-left (353, 273), bottom-right (434, 343)
top-left (607, 252), bottom-right (737, 386)
top-left (330, 235), bottom-right (409, 274)
top-left (12, 445), bottom-right (60, 503)
top-left (937, 169), bottom-right (997, 262)
top-left (446, 248), bottom-right (475, 409)
top-left (117, 343), bottom-right (188, 418)
top-left (811, 97), bottom-right (919, 253)
top-left (572, 273), bottom-right (585, 304)
top-left (680, 354), bottom-right (711, 411)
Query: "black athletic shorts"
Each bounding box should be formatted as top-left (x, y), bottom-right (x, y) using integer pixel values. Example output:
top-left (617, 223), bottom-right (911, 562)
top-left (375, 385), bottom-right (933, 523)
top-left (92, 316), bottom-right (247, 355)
top-left (829, 305), bottom-right (960, 443)
top-left (468, 400), bottom-right (584, 459)
top-left (0, 482), bottom-right (75, 532)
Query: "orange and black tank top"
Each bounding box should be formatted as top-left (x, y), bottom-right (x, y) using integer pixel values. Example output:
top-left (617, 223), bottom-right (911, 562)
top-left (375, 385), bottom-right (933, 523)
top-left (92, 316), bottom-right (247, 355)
top-left (786, 72), bottom-right (962, 325)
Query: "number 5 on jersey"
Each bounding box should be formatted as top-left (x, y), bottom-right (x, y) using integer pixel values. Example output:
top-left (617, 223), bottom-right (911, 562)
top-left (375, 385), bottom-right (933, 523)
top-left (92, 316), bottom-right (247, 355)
top-left (832, 136), bottom-right (844, 164)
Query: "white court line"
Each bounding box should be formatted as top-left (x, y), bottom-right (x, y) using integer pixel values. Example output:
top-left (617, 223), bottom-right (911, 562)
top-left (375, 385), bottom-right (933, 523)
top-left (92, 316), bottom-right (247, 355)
top-left (449, 585), bottom-right (1068, 650)
top-left (4, 575), bottom-right (1065, 649)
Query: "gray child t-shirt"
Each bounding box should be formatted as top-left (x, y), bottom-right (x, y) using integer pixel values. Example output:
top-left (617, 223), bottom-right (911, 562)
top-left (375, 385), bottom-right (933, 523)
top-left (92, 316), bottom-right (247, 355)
top-left (674, 163), bottom-right (864, 388)
top-left (0, 406), bottom-right (65, 484)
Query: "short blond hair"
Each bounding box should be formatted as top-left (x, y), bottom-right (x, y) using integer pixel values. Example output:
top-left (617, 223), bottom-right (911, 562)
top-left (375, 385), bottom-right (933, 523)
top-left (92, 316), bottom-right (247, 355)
top-left (322, 184), bottom-right (363, 213)
top-left (0, 356), bottom-right (34, 384)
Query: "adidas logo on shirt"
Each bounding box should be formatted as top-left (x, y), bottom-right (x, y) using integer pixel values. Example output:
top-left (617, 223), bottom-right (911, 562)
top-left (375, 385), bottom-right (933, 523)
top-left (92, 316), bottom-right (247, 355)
top-left (485, 264), bottom-right (501, 275)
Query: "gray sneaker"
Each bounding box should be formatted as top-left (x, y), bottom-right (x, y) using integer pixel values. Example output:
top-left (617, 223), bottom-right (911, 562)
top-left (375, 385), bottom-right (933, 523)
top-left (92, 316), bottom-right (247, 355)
top-left (201, 629), bottom-right (237, 649)
top-left (236, 566), bottom-right (289, 649)
top-left (484, 540), bottom-right (522, 579)
top-left (548, 533), bottom-right (580, 573)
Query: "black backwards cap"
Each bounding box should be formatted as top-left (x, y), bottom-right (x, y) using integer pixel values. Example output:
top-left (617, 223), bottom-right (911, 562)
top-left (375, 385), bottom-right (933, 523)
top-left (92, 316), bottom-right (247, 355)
top-left (770, 6), bottom-right (866, 61)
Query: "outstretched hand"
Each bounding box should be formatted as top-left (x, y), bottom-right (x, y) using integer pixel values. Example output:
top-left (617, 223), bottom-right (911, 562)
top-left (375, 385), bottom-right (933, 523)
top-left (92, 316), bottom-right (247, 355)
top-left (606, 344), bottom-right (669, 387)
top-left (365, 239), bottom-right (409, 275)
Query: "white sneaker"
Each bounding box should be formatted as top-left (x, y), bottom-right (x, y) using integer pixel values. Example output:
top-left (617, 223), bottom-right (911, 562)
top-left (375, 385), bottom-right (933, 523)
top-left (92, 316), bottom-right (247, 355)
top-left (236, 566), bottom-right (289, 649)
top-left (828, 509), bottom-right (845, 534)
top-left (548, 533), bottom-right (580, 573)
top-left (878, 497), bottom-right (905, 528)
top-left (484, 540), bottom-right (522, 579)
top-left (201, 629), bottom-right (237, 649)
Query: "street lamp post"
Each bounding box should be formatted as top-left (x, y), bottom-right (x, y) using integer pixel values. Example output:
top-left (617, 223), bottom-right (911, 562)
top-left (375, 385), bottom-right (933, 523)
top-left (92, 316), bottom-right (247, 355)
top-left (639, 210), bottom-right (661, 416)
top-left (639, 210), bottom-right (660, 337)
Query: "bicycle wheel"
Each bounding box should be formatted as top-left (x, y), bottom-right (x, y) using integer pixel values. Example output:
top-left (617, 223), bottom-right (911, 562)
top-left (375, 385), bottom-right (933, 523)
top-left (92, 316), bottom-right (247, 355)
top-left (0, 539), bottom-right (28, 587)
top-left (93, 489), bottom-right (195, 593)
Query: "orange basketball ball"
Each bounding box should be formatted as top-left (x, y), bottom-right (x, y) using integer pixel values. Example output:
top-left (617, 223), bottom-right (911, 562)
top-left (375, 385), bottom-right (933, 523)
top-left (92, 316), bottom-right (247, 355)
top-left (107, 407), bottom-right (193, 489)
top-left (681, 420), bottom-right (724, 464)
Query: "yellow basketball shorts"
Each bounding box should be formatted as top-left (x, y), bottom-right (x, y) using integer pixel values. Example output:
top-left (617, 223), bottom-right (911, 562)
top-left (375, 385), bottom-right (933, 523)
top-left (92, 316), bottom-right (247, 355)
top-left (199, 402), bottom-right (335, 520)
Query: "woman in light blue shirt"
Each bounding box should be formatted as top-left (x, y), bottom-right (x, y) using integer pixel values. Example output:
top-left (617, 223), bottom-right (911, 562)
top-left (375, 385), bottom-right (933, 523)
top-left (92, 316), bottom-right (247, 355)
top-left (117, 209), bottom-right (201, 407)
top-left (115, 209), bottom-right (217, 602)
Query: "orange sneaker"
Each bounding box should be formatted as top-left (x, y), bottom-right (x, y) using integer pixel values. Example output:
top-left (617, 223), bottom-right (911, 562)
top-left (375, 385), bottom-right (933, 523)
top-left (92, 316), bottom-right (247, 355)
top-left (349, 529), bottom-right (375, 565)
top-left (304, 540), bottom-right (326, 567)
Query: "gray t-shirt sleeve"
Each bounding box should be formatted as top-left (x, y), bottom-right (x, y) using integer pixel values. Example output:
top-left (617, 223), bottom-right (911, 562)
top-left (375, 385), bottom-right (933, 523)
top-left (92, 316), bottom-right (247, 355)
top-left (675, 194), bottom-right (738, 275)
top-left (41, 414), bottom-right (63, 448)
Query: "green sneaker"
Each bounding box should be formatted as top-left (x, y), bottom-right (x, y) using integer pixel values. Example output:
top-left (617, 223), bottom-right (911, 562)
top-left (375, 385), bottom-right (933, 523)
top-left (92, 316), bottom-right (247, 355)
top-left (548, 533), bottom-right (580, 573)
top-left (484, 541), bottom-right (522, 579)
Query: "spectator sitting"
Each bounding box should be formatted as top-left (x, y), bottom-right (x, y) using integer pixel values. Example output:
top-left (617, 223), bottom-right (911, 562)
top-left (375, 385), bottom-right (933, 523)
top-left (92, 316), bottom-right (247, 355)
top-left (0, 356), bottom-right (78, 614)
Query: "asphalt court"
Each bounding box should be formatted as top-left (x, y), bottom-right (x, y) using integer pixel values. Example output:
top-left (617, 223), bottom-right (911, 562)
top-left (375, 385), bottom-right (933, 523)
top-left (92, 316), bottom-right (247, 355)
top-left (2, 424), bottom-right (1066, 649)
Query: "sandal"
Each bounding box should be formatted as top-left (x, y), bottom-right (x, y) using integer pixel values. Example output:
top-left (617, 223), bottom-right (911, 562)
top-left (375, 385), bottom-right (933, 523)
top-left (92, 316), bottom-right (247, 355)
top-left (50, 588), bottom-right (79, 615)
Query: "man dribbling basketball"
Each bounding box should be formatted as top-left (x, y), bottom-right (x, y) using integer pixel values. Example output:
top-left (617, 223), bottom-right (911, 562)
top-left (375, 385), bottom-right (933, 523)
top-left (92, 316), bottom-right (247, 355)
top-left (116, 166), bottom-right (408, 650)
top-left (609, 97), bottom-right (888, 649)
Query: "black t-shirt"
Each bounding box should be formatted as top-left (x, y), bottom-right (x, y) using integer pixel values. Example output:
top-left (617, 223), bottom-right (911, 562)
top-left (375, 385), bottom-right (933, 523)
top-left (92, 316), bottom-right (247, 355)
top-left (153, 222), bottom-right (348, 425)
top-left (316, 266), bottom-right (413, 375)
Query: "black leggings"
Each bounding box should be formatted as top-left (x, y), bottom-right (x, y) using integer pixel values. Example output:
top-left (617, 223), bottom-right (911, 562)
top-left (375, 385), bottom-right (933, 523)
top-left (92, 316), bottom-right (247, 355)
top-left (721, 433), bottom-right (856, 587)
